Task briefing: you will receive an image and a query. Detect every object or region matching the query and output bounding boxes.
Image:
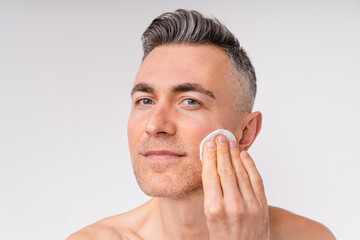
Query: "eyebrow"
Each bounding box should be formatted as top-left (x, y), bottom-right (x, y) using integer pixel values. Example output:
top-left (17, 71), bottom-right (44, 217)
top-left (131, 83), bottom-right (154, 95)
top-left (131, 82), bottom-right (216, 99)
top-left (171, 83), bottom-right (216, 99)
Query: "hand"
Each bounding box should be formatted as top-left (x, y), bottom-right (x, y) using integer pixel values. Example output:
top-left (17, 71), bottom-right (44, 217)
top-left (202, 134), bottom-right (270, 240)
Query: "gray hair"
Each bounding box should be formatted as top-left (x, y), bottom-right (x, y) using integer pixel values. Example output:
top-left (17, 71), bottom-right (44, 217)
top-left (141, 9), bottom-right (257, 113)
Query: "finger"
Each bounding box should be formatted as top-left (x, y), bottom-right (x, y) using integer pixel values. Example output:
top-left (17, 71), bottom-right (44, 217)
top-left (240, 151), bottom-right (267, 205)
top-left (215, 135), bottom-right (241, 199)
top-left (229, 140), bottom-right (257, 202)
top-left (202, 140), bottom-right (222, 199)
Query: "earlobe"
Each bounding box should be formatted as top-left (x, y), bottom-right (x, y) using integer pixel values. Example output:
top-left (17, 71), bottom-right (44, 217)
top-left (238, 111), bottom-right (262, 151)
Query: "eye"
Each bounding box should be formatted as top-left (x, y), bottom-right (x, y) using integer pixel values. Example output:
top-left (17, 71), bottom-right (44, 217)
top-left (179, 98), bottom-right (201, 110)
top-left (136, 98), bottom-right (153, 105)
top-left (184, 99), bottom-right (199, 105)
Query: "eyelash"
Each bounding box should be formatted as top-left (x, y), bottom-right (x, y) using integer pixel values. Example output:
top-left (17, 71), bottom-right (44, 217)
top-left (183, 99), bottom-right (200, 106)
top-left (135, 98), bottom-right (201, 107)
top-left (136, 98), bottom-right (153, 105)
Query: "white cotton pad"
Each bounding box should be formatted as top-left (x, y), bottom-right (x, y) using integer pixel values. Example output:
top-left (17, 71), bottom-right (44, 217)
top-left (199, 129), bottom-right (236, 162)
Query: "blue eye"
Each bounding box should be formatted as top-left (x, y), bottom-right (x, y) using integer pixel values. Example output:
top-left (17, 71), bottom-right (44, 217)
top-left (184, 99), bottom-right (199, 105)
top-left (137, 98), bottom-right (153, 105)
top-left (179, 98), bottom-right (201, 110)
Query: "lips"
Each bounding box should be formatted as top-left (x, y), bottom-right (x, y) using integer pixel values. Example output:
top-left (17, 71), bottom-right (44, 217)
top-left (143, 150), bottom-right (186, 161)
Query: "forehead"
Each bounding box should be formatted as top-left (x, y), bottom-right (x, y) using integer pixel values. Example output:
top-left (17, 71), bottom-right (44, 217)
top-left (135, 44), bottom-right (234, 89)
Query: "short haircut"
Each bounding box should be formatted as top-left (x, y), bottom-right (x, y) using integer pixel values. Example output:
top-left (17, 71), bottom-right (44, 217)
top-left (141, 9), bottom-right (257, 113)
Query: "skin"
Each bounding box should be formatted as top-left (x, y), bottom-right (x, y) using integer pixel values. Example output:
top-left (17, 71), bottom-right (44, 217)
top-left (67, 44), bottom-right (336, 240)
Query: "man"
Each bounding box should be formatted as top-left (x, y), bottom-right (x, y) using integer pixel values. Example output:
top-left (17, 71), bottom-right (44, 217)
top-left (68, 9), bottom-right (335, 240)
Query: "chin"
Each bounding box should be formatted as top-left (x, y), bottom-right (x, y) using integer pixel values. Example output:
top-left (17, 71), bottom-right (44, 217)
top-left (142, 185), bottom-right (203, 199)
top-left (132, 153), bottom-right (203, 199)
top-left (136, 172), bottom-right (203, 199)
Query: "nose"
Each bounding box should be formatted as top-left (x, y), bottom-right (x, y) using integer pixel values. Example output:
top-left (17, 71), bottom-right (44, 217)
top-left (145, 102), bottom-right (176, 136)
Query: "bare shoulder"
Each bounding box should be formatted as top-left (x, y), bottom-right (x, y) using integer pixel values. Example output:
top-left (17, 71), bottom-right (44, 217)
top-left (269, 206), bottom-right (336, 240)
top-left (66, 203), bottom-right (150, 240)
top-left (66, 215), bottom-right (145, 240)
top-left (66, 223), bottom-right (123, 240)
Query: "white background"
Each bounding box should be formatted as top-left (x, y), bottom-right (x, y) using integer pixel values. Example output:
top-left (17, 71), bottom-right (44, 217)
top-left (1, 0), bottom-right (359, 239)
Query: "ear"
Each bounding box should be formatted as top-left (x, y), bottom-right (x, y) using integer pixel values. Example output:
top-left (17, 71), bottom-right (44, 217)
top-left (238, 111), bottom-right (262, 151)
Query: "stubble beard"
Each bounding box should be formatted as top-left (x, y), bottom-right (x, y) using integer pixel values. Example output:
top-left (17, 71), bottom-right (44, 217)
top-left (132, 137), bottom-right (203, 199)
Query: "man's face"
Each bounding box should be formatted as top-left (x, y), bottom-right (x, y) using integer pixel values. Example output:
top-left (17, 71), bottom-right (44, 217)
top-left (128, 44), bottom-right (244, 198)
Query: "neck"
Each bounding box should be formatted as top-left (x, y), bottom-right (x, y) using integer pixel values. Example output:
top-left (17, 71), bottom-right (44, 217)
top-left (151, 190), bottom-right (209, 240)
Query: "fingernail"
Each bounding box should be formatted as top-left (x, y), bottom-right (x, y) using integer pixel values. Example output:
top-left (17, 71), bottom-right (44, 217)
top-left (229, 141), bottom-right (237, 149)
top-left (218, 135), bottom-right (227, 145)
top-left (242, 151), bottom-right (249, 159)
top-left (207, 141), bottom-right (215, 151)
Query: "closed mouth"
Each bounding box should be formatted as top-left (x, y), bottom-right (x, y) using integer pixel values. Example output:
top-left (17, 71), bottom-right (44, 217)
top-left (143, 150), bottom-right (186, 157)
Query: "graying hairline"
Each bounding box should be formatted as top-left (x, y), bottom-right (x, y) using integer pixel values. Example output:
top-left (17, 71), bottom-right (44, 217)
top-left (141, 42), bottom-right (255, 113)
top-left (228, 64), bottom-right (254, 114)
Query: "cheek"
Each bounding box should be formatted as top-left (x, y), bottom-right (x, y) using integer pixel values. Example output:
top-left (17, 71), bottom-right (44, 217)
top-left (127, 114), bottom-right (142, 154)
top-left (177, 112), bottom-right (222, 147)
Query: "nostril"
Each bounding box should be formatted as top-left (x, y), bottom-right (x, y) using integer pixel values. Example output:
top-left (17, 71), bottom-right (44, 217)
top-left (157, 131), bottom-right (167, 135)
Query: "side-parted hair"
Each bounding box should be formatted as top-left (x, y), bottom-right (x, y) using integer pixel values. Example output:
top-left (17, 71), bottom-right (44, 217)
top-left (141, 9), bottom-right (257, 112)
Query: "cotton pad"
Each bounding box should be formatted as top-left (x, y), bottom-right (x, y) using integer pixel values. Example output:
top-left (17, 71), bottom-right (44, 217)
top-left (199, 129), bottom-right (236, 162)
